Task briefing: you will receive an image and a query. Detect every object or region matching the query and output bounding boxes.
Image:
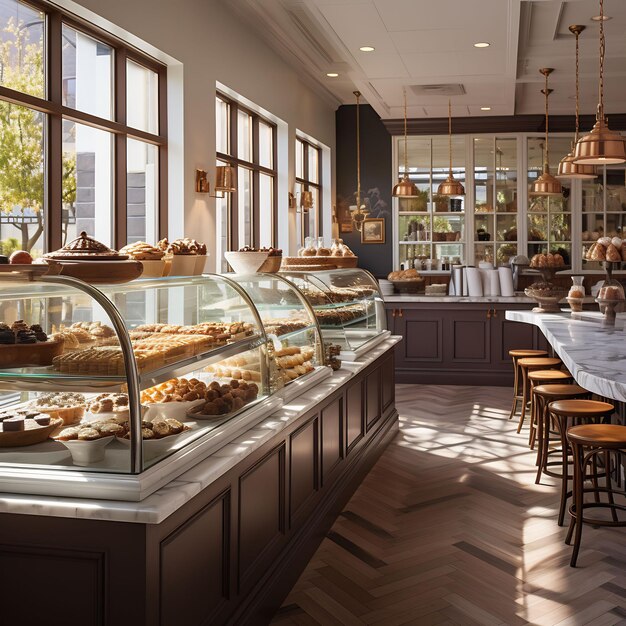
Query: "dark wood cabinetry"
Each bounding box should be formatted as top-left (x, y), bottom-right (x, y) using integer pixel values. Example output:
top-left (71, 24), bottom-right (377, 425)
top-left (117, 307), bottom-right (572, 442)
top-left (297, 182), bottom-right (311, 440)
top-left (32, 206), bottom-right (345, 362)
top-left (0, 349), bottom-right (398, 626)
top-left (387, 301), bottom-right (549, 385)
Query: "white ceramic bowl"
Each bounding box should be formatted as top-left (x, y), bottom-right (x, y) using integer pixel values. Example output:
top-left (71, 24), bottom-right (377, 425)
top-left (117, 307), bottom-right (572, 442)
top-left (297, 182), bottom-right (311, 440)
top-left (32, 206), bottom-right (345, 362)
top-left (117, 428), bottom-right (192, 459)
top-left (224, 251), bottom-right (269, 274)
top-left (139, 259), bottom-right (166, 278)
top-left (142, 398), bottom-right (204, 422)
top-left (169, 255), bottom-right (197, 276)
top-left (58, 436), bottom-right (114, 466)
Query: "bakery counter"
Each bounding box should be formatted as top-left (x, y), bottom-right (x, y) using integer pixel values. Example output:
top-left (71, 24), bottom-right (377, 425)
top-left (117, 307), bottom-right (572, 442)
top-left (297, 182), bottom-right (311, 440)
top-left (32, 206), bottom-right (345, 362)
top-left (0, 338), bottom-right (400, 626)
top-left (385, 298), bottom-right (549, 385)
top-left (505, 309), bottom-right (626, 402)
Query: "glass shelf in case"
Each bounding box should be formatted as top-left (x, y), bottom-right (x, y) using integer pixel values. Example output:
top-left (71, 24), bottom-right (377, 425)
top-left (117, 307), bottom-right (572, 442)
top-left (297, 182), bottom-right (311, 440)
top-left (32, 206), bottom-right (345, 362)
top-left (0, 272), bottom-right (284, 501)
top-left (278, 268), bottom-right (389, 360)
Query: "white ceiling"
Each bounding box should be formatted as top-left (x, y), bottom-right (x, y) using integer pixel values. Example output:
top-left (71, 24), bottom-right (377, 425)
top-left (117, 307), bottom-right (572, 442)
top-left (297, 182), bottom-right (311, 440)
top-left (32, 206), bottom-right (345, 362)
top-left (228, 0), bottom-right (626, 120)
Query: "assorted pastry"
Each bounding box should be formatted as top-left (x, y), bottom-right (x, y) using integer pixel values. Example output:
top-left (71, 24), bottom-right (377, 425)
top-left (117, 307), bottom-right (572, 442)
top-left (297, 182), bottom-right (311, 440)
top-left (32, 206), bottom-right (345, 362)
top-left (314, 304), bottom-right (366, 326)
top-left (530, 253), bottom-right (566, 269)
top-left (29, 392), bottom-right (86, 425)
top-left (275, 346), bottom-right (315, 383)
top-left (584, 236), bottom-right (626, 263)
top-left (238, 246), bottom-right (283, 257)
top-left (0, 321), bottom-right (48, 345)
top-left (157, 237), bottom-right (207, 256)
top-left (0, 408), bottom-right (58, 431)
top-left (597, 285), bottom-right (624, 301)
top-left (52, 346), bottom-right (163, 375)
top-left (55, 419), bottom-right (126, 441)
top-left (116, 417), bottom-right (189, 440)
top-left (190, 380), bottom-right (259, 417)
top-left (119, 241), bottom-right (165, 261)
top-left (387, 268), bottom-right (422, 281)
top-left (205, 353), bottom-right (262, 381)
top-left (134, 321), bottom-right (253, 342)
top-left (262, 318), bottom-right (310, 336)
top-left (88, 393), bottom-right (130, 415)
top-left (141, 378), bottom-right (208, 404)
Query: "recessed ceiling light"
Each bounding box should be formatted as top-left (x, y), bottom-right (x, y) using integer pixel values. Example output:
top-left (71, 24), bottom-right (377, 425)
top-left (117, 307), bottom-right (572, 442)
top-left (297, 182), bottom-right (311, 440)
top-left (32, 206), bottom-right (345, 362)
top-left (359, 45), bottom-right (375, 52)
top-left (326, 72), bottom-right (339, 77)
top-left (480, 107), bottom-right (491, 111)
top-left (591, 14), bottom-right (611, 21)
top-left (474, 42), bottom-right (490, 48)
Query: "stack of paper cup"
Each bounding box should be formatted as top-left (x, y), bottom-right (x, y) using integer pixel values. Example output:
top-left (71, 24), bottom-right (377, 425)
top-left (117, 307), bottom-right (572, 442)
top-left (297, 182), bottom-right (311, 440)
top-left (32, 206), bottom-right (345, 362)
top-left (466, 267), bottom-right (484, 296)
top-left (498, 266), bottom-right (515, 297)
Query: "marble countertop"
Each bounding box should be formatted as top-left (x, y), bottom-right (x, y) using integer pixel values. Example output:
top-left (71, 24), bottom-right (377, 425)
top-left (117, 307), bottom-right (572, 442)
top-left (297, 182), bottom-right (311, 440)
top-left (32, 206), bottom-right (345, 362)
top-left (383, 294), bottom-right (534, 303)
top-left (505, 309), bottom-right (626, 402)
top-left (0, 337), bottom-right (401, 525)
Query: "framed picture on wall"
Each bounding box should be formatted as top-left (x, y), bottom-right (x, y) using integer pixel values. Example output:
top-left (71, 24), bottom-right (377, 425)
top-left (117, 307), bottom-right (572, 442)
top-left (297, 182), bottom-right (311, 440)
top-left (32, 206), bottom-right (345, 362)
top-left (361, 218), bottom-right (385, 244)
top-left (337, 199), bottom-right (353, 233)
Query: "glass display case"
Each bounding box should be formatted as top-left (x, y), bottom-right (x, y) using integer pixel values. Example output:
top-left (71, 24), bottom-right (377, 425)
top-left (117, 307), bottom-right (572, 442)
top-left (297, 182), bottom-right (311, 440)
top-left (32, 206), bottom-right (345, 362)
top-left (222, 274), bottom-right (330, 399)
top-left (0, 272), bottom-right (284, 501)
top-left (277, 268), bottom-right (389, 360)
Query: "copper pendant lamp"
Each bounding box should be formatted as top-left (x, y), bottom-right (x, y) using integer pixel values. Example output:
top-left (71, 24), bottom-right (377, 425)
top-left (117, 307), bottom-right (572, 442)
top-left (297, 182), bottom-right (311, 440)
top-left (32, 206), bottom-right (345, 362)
top-left (557, 25), bottom-right (596, 179)
top-left (573, 0), bottom-right (626, 165)
top-left (530, 68), bottom-right (562, 197)
top-left (437, 99), bottom-right (465, 196)
top-left (392, 88), bottom-right (419, 197)
top-left (350, 91), bottom-right (369, 232)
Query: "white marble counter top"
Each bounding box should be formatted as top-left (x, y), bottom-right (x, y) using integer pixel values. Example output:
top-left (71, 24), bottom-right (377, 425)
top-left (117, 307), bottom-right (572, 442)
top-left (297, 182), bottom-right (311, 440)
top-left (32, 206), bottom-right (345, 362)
top-left (0, 337), bottom-right (401, 525)
top-left (384, 294), bottom-right (534, 303)
top-left (505, 309), bottom-right (626, 402)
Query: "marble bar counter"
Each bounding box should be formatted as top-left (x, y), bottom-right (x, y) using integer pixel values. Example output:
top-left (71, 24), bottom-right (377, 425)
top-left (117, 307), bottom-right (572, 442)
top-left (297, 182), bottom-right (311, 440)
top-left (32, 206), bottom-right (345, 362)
top-left (384, 294), bottom-right (534, 303)
top-left (505, 309), bottom-right (626, 402)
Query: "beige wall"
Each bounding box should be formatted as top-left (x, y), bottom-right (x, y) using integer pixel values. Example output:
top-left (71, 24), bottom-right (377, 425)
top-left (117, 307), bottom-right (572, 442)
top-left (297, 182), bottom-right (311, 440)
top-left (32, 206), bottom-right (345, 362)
top-left (55, 0), bottom-right (337, 269)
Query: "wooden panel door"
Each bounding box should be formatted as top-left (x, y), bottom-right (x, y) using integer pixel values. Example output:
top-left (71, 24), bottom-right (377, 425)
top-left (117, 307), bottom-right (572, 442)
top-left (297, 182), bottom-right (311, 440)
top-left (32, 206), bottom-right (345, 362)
top-left (491, 308), bottom-right (536, 369)
top-left (289, 417), bottom-right (319, 526)
top-left (396, 308), bottom-right (444, 368)
top-left (346, 379), bottom-right (363, 453)
top-left (366, 369), bottom-right (381, 431)
top-left (160, 491), bottom-right (230, 626)
top-left (321, 397), bottom-right (343, 485)
top-left (444, 309), bottom-right (491, 366)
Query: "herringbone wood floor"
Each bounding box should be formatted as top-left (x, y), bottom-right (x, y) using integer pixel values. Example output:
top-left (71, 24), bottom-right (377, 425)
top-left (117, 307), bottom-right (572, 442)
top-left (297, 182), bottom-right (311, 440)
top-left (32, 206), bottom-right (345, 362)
top-left (271, 384), bottom-right (626, 626)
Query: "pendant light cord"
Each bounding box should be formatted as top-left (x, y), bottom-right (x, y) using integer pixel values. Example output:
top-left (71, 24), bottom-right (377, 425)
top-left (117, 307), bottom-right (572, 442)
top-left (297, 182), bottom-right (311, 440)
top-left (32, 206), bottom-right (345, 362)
top-left (543, 72), bottom-right (550, 169)
top-left (355, 90), bottom-right (361, 208)
top-left (403, 88), bottom-right (408, 177)
top-left (575, 29), bottom-right (580, 141)
top-left (598, 0), bottom-right (605, 119)
top-left (448, 99), bottom-right (452, 175)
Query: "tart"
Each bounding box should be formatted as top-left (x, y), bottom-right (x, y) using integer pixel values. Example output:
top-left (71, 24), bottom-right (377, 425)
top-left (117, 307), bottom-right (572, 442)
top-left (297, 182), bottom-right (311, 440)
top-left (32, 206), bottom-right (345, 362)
top-left (29, 392), bottom-right (87, 425)
top-left (0, 409), bottom-right (63, 447)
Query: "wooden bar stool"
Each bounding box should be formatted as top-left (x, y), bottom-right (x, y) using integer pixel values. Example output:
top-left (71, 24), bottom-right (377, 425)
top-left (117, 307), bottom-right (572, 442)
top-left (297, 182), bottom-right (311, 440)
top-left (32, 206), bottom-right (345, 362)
top-left (548, 399), bottom-right (615, 527)
top-left (565, 423), bottom-right (626, 567)
top-left (532, 384), bottom-right (590, 484)
top-left (527, 369), bottom-right (574, 448)
top-left (508, 349), bottom-right (548, 420)
top-left (516, 357), bottom-right (562, 434)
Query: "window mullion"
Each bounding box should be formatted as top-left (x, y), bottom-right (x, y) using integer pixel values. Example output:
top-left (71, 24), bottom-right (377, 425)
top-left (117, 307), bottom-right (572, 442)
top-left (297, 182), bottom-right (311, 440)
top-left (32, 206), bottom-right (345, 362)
top-left (47, 11), bottom-right (63, 251)
top-left (114, 48), bottom-right (127, 248)
top-left (252, 116), bottom-right (260, 247)
top-left (229, 103), bottom-right (238, 251)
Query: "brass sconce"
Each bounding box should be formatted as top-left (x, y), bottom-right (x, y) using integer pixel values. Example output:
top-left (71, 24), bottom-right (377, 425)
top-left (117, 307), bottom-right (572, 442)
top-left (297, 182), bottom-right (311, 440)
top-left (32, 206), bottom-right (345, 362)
top-left (195, 165), bottom-right (237, 197)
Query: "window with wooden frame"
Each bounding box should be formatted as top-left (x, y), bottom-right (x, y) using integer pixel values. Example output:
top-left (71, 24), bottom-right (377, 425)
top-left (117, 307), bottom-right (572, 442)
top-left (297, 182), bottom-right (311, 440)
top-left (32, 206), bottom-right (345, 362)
top-left (0, 0), bottom-right (167, 257)
top-left (295, 135), bottom-right (321, 242)
top-left (215, 92), bottom-right (277, 254)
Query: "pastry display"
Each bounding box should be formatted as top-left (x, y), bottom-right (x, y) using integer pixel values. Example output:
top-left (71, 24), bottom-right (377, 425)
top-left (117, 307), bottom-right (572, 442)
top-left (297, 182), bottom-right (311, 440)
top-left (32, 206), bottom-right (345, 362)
top-left (52, 346), bottom-right (163, 375)
top-left (0, 321), bottom-right (63, 367)
top-left (530, 253), bottom-right (565, 269)
top-left (388, 268), bottom-right (421, 281)
top-left (161, 238), bottom-right (207, 256)
top-left (188, 380), bottom-right (259, 418)
top-left (115, 417), bottom-right (189, 440)
top-left (55, 419), bottom-right (126, 441)
top-left (134, 321), bottom-right (254, 342)
top-left (44, 231), bottom-right (127, 261)
top-left (598, 285), bottom-right (624, 300)
top-left (314, 304), bottom-right (366, 326)
top-left (119, 242), bottom-right (165, 261)
top-left (262, 318), bottom-right (310, 336)
top-left (585, 236), bottom-right (626, 262)
top-left (0, 409), bottom-right (63, 447)
top-left (88, 393), bottom-right (130, 415)
top-left (275, 346), bottom-right (315, 383)
top-left (141, 378), bottom-right (207, 404)
top-left (29, 392), bottom-right (87, 425)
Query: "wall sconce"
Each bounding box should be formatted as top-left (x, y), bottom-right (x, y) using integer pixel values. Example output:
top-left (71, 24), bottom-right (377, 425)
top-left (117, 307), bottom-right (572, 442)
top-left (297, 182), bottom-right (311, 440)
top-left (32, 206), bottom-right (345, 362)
top-left (195, 165), bottom-right (237, 197)
top-left (300, 191), bottom-right (313, 213)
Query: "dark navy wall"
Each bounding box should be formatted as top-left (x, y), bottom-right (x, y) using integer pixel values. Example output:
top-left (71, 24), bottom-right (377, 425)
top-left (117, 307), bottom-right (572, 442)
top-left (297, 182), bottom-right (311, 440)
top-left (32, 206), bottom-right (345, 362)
top-left (336, 104), bottom-right (393, 279)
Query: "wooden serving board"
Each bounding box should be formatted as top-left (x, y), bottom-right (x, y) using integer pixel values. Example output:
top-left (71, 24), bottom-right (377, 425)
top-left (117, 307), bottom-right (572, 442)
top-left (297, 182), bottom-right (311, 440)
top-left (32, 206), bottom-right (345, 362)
top-left (56, 260), bottom-right (143, 284)
top-left (0, 337), bottom-right (64, 367)
top-left (0, 417), bottom-right (64, 448)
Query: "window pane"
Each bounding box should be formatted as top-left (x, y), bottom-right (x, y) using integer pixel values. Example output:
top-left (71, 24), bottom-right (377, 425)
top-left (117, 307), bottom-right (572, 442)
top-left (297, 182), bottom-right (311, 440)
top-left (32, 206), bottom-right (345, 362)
top-left (62, 25), bottom-right (113, 119)
top-left (127, 59), bottom-right (158, 134)
top-left (216, 160), bottom-right (230, 273)
top-left (63, 120), bottom-right (113, 247)
top-left (259, 173), bottom-right (273, 248)
top-left (216, 97), bottom-right (229, 155)
top-left (295, 139), bottom-right (304, 179)
top-left (0, 102), bottom-right (44, 257)
top-left (127, 139), bottom-right (158, 244)
top-left (237, 110), bottom-right (251, 162)
top-left (308, 145), bottom-right (319, 184)
top-left (259, 121), bottom-right (273, 169)
top-left (237, 166), bottom-right (252, 247)
top-left (308, 187), bottom-right (319, 239)
top-left (0, 0), bottom-right (44, 98)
